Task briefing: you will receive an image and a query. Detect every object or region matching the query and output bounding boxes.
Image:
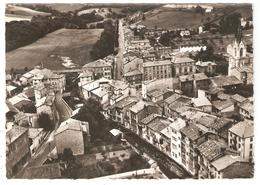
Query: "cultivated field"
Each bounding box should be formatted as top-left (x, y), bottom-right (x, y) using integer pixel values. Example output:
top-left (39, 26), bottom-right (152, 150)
top-left (139, 8), bottom-right (205, 30)
top-left (6, 28), bottom-right (103, 70)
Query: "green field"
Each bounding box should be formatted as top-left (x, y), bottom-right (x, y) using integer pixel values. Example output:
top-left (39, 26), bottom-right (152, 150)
top-left (6, 28), bottom-right (103, 70)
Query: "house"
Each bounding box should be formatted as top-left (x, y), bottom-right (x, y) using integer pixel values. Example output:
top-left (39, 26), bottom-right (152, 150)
top-left (146, 116), bottom-right (172, 156)
top-left (22, 86), bottom-right (35, 101)
top-left (192, 96), bottom-right (212, 113)
top-left (196, 61), bottom-right (217, 75)
top-left (8, 94), bottom-right (32, 111)
top-left (180, 123), bottom-right (207, 175)
top-left (210, 76), bottom-right (242, 91)
top-left (19, 67), bottom-right (42, 85)
top-left (212, 99), bottom-right (234, 113)
top-left (166, 97), bottom-right (192, 118)
top-left (169, 117), bottom-right (186, 165)
top-left (55, 118), bottom-right (91, 156)
top-left (24, 163), bottom-right (65, 179)
top-left (108, 96), bottom-right (138, 126)
top-left (123, 55), bottom-right (143, 74)
top-left (32, 68), bottom-right (66, 93)
top-left (198, 87), bottom-right (224, 101)
top-left (228, 120), bottom-right (254, 162)
top-left (6, 126), bottom-right (31, 178)
top-left (28, 128), bottom-right (46, 155)
top-left (172, 57), bottom-right (196, 77)
top-left (196, 116), bottom-right (233, 141)
top-left (146, 88), bottom-right (172, 103)
top-left (142, 78), bottom-right (179, 99)
top-left (179, 73), bottom-right (209, 97)
top-left (124, 69), bottom-right (143, 89)
top-left (14, 112), bottom-right (38, 127)
top-left (36, 93), bottom-right (57, 122)
top-left (83, 59), bottom-right (112, 80)
top-left (90, 86), bottom-right (110, 106)
top-left (180, 30), bottom-right (190, 37)
top-left (81, 77), bottom-right (110, 100)
top-left (230, 94), bottom-right (249, 112)
top-left (210, 155), bottom-right (253, 178)
top-left (126, 100), bottom-right (160, 133)
top-left (238, 101), bottom-right (253, 120)
top-left (143, 60), bottom-right (172, 81)
top-left (197, 139), bottom-right (228, 179)
top-left (78, 69), bottom-right (94, 86)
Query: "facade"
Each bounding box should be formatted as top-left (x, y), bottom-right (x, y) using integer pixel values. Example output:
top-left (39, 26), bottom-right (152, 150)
top-left (169, 117), bottom-right (186, 165)
top-left (78, 69), bottom-right (94, 86)
top-left (83, 59), bottom-right (112, 80)
top-left (124, 69), bottom-right (143, 89)
top-left (228, 120), bottom-right (254, 162)
top-left (172, 57), bottom-right (196, 77)
top-left (180, 123), bottom-right (207, 175)
top-left (126, 100), bottom-right (160, 133)
top-left (227, 40), bottom-right (253, 80)
top-left (28, 128), bottom-right (46, 155)
top-left (36, 93), bottom-right (57, 122)
top-left (196, 61), bottom-right (217, 75)
top-left (55, 118), bottom-right (91, 156)
top-left (143, 60), bottom-right (172, 81)
top-left (32, 68), bottom-right (65, 93)
top-left (6, 126), bottom-right (31, 178)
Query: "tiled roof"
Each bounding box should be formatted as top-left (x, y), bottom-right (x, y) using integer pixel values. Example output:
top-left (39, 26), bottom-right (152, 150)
top-left (197, 139), bottom-right (227, 161)
top-left (24, 163), bottom-right (62, 179)
top-left (229, 120), bottom-right (254, 138)
top-left (230, 94), bottom-right (247, 103)
top-left (240, 101), bottom-right (253, 113)
top-left (6, 126), bottom-right (28, 145)
top-left (78, 70), bottom-right (93, 78)
top-left (56, 118), bottom-right (88, 135)
top-left (28, 128), bottom-right (44, 139)
top-left (112, 96), bottom-right (138, 109)
top-left (180, 123), bottom-right (206, 141)
top-left (143, 60), bottom-right (172, 67)
top-left (8, 94), bottom-right (31, 106)
top-left (192, 97), bottom-right (211, 107)
top-left (179, 73), bottom-right (208, 82)
top-left (140, 113), bottom-right (160, 125)
top-left (164, 93), bottom-right (182, 105)
top-left (212, 99), bottom-right (234, 111)
top-left (210, 75), bottom-right (242, 87)
top-left (124, 69), bottom-right (143, 77)
top-left (211, 155), bottom-right (241, 171)
top-left (172, 57), bottom-right (195, 64)
top-left (129, 100), bottom-right (155, 113)
top-left (147, 117), bottom-right (171, 132)
top-left (83, 59), bottom-right (112, 68)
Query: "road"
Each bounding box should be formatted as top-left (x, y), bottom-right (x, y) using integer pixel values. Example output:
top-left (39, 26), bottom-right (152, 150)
top-left (115, 19), bottom-right (125, 80)
top-left (14, 92), bottom-right (72, 178)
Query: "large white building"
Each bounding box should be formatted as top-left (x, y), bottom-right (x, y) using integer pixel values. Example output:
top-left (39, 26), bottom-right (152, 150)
top-left (228, 120), bottom-right (254, 163)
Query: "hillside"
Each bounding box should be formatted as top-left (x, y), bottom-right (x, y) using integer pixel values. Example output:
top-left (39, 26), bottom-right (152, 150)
top-left (45, 4), bottom-right (86, 13)
top-left (6, 5), bottom-right (51, 16)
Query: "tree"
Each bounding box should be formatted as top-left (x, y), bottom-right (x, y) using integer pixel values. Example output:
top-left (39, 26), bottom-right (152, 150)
top-left (142, 14), bottom-right (146, 21)
top-left (37, 113), bottom-right (54, 131)
top-left (73, 98), bottom-right (104, 139)
top-left (219, 13), bottom-right (242, 35)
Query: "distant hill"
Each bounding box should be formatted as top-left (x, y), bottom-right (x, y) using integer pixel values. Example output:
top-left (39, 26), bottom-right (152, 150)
top-left (45, 4), bottom-right (86, 13)
top-left (6, 5), bottom-right (51, 16)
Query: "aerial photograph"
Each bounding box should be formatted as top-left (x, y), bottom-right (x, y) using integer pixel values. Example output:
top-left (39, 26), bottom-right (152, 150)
top-left (5, 3), bottom-right (254, 179)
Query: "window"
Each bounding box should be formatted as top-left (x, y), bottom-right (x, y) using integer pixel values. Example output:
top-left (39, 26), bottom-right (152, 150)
top-left (250, 151), bottom-right (253, 156)
top-left (238, 144), bottom-right (241, 148)
top-left (250, 138), bottom-right (253, 142)
top-left (250, 144), bottom-right (253, 149)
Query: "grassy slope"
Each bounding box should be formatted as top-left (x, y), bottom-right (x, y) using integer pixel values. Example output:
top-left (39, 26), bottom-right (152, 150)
top-left (6, 28), bottom-right (103, 70)
top-left (45, 4), bottom-right (86, 13)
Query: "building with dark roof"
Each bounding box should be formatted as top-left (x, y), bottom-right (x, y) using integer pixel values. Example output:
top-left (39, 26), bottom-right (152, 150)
top-left (179, 73), bottom-right (209, 97)
top-left (180, 123), bottom-right (207, 175)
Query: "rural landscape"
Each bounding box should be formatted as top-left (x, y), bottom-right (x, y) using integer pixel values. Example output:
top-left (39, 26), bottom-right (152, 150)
top-left (5, 3), bottom-right (254, 180)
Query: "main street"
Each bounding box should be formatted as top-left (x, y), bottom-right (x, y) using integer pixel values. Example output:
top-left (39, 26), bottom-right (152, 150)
top-left (14, 92), bottom-right (71, 178)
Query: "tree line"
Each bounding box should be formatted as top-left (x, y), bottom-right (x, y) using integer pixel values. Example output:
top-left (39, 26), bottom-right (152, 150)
top-left (6, 10), bottom-right (104, 51)
top-left (90, 19), bottom-right (117, 60)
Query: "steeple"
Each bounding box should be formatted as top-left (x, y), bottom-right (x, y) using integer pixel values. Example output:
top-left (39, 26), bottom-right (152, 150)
top-left (235, 25), bottom-right (243, 44)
